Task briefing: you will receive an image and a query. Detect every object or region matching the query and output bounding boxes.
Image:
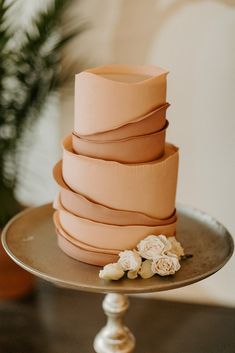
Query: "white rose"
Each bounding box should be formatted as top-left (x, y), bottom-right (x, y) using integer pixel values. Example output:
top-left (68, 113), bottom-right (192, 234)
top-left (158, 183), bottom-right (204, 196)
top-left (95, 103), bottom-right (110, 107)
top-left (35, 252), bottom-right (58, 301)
top-left (168, 237), bottom-right (184, 258)
top-left (118, 250), bottom-right (142, 272)
top-left (138, 260), bottom-right (155, 279)
top-left (151, 254), bottom-right (180, 276)
top-left (137, 235), bottom-right (172, 260)
top-left (99, 263), bottom-right (125, 281)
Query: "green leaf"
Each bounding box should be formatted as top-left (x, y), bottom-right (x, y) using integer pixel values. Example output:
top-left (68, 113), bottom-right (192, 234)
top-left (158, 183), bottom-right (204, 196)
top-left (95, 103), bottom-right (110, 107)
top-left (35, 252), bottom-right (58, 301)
top-left (0, 0), bottom-right (85, 223)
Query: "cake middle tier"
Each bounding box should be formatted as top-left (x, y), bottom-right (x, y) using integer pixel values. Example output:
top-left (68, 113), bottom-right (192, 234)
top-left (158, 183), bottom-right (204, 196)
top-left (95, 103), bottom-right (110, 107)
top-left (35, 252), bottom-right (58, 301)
top-left (72, 121), bottom-right (168, 163)
top-left (62, 135), bottom-right (179, 219)
top-left (53, 200), bottom-right (177, 251)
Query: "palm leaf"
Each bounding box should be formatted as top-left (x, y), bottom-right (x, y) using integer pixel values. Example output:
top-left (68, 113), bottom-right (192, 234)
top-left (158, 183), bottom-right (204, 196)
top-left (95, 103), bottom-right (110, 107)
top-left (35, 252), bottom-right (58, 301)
top-left (0, 0), bottom-right (85, 226)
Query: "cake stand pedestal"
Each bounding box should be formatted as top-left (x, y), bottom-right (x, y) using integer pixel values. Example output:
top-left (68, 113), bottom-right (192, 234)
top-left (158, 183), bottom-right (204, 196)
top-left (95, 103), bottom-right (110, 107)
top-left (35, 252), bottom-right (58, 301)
top-left (2, 204), bottom-right (234, 353)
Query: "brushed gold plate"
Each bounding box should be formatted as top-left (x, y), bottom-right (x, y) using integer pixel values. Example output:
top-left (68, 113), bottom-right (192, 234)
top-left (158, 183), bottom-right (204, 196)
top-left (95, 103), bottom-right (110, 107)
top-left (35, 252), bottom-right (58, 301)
top-left (1, 203), bottom-right (234, 294)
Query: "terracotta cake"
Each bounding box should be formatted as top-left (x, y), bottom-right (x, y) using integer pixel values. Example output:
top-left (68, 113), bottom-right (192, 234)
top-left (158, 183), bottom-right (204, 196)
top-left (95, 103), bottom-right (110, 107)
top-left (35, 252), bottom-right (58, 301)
top-left (53, 65), bottom-right (179, 267)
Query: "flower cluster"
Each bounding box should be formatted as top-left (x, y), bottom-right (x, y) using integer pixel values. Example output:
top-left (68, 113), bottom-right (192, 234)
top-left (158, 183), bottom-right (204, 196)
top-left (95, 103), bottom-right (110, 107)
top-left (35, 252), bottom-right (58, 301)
top-left (99, 235), bottom-right (184, 281)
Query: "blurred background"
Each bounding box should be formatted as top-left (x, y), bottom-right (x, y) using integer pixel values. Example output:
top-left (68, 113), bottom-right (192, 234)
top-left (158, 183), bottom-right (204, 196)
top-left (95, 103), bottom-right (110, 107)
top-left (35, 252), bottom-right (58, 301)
top-left (0, 0), bottom-right (235, 307)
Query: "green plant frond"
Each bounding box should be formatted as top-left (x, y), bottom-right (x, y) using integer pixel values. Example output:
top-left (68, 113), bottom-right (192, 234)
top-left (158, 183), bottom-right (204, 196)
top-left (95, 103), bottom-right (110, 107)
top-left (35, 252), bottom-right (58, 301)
top-left (19, 0), bottom-right (72, 52)
top-left (0, 0), bottom-right (15, 47)
top-left (0, 0), bottom-right (85, 224)
top-left (11, 3), bottom-right (84, 136)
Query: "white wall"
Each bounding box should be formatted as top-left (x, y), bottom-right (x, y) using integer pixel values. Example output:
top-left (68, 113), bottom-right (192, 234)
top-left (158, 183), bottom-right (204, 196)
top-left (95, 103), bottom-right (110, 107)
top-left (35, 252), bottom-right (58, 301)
top-left (60, 0), bottom-right (235, 307)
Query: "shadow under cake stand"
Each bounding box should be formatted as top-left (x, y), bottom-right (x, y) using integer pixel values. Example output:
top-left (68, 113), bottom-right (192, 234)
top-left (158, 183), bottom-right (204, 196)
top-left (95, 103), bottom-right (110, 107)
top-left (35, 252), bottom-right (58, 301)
top-left (2, 203), bottom-right (234, 353)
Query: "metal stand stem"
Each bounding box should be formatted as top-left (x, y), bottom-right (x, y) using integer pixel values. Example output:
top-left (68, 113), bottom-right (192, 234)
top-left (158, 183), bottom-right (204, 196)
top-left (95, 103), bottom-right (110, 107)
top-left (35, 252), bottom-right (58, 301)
top-left (94, 293), bottom-right (135, 353)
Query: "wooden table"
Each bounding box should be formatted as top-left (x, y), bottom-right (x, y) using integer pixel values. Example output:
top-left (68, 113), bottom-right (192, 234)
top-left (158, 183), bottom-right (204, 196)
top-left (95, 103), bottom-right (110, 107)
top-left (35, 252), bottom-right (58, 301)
top-left (0, 280), bottom-right (235, 353)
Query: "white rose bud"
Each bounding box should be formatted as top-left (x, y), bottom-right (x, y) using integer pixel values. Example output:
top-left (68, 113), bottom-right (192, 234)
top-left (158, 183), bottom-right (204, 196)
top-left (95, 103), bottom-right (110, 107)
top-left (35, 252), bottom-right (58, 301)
top-left (137, 235), bottom-right (172, 260)
top-left (168, 237), bottom-right (184, 258)
top-left (127, 270), bottom-right (138, 279)
top-left (151, 254), bottom-right (181, 276)
top-left (99, 263), bottom-right (125, 281)
top-left (118, 250), bottom-right (142, 272)
top-left (138, 260), bottom-right (155, 279)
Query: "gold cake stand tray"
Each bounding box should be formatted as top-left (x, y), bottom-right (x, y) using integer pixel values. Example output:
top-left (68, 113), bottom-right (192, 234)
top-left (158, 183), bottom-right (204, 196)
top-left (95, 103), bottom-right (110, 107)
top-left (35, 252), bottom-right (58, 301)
top-left (2, 203), bottom-right (234, 353)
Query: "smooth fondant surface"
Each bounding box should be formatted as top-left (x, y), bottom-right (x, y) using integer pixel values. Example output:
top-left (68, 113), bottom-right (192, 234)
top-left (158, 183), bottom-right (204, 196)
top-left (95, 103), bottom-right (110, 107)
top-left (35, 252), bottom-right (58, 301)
top-left (72, 122), bottom-right (167, 163)
top-left (54, 201), bottom-right (177, 251)
top-left (74, 64), bottom-right (168, 135)
top-left (62, 135), bottom-right (179, 219)
top-left (54, 212), bottom-right (119, 255)
top-left (76, 103), bottom-right (169, 141)
top-left (57, 231), bottom-right (118, 266)
top-left (53, 161), bottom-right (177, 226)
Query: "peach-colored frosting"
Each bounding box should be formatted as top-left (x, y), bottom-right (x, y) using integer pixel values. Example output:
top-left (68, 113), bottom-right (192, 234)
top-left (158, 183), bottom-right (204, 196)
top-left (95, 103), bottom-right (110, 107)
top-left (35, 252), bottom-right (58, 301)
top-left (52, 64), bottom-right (179, 267)
top-left (62, 135), bottom-right (179, 219)
top-left (56, 230), bottom-right (119, 266)
top-left (72, 122), bottom-right (168, 163)
top-left (74, 64), bottom-right (168, 135)
top-left (76, 103), bottom-right (169, 141)
top-left (53, 161), bottom-right (177, 226)
top-left (54, 199), bottom-right (177, 251)
top-left (54, 211), bottom-right (119, 255)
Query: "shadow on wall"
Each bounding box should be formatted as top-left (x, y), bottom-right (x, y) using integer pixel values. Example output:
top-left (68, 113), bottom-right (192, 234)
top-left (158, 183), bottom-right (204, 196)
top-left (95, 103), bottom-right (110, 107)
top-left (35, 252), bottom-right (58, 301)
top-left (110, 0), bottom-right (235, 64)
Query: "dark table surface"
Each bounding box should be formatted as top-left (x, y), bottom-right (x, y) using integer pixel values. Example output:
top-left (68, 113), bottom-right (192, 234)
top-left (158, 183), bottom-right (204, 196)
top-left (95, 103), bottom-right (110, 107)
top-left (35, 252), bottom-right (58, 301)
top-left (0, 280), bottom-right (235, 353)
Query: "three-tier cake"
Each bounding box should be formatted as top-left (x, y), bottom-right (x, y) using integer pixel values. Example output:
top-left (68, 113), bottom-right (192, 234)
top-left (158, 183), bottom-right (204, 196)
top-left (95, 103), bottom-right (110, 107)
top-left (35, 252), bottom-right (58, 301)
top-left (53, 65), bottom-right (179, 266)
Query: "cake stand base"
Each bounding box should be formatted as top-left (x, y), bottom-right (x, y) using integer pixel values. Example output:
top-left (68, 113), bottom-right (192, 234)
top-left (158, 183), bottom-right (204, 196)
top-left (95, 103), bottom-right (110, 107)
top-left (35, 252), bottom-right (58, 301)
top-left (1, 203), bottom-right (234, 353)
top-left (94, 293), bottom-right (135, 353)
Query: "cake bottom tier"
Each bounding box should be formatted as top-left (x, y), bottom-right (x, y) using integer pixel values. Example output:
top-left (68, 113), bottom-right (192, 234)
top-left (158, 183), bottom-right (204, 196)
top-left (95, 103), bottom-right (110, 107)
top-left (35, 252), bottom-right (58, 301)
top-left (55, 218), bottom-right (118, 266)
top-left (54, 208), bottom-right (176, 251)
top-left (57, 231), bottom-right (118, 266)
top-left (53, 206), bottom-right (177, 266)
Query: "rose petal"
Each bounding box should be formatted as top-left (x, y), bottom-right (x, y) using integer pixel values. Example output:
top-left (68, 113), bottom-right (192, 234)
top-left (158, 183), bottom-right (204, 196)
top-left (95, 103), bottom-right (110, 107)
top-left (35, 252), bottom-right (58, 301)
top-left (138, 260), bottom-right (155, 279)
top-left (127, 270), bottom-right (138, 279)
top-left (151, 255), bottom-right (181, 276)
top-left (168, 237), bottom-right (184, 258)
top-left (118, 250), bottom-right (142, 272)
top-left (137, 234), bottom-right (171, 260)
top-left (99, 263), bottom-right (125, 280)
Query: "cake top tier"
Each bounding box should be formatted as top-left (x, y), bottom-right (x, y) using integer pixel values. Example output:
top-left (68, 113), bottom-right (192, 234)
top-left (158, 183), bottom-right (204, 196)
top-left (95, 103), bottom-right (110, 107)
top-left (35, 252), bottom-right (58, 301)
top-left (74, 64), bottom-right (168, 135)
top-left (96, 73), bottom-right (150, 83)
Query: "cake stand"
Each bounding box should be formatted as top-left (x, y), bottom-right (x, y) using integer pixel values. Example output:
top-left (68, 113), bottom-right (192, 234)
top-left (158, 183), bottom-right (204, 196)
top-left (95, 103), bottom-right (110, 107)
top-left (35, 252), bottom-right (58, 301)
top-left (1, 203), bottom-right (234, 353)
